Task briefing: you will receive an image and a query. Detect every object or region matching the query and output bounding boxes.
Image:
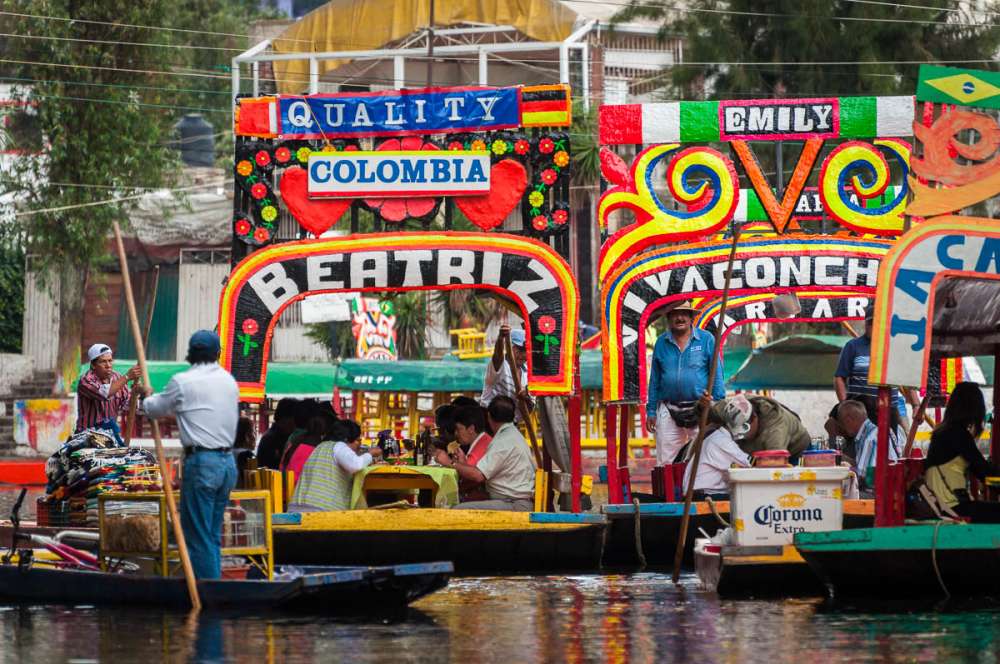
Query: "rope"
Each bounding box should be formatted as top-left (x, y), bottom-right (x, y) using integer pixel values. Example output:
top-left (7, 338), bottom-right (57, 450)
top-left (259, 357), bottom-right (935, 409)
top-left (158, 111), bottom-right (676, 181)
top-left (931, 520), bottom-right (951, 601)
top-left (632, 497), bottom-right (647, 571)
top-left (705, 497), bottom-right (730, 528)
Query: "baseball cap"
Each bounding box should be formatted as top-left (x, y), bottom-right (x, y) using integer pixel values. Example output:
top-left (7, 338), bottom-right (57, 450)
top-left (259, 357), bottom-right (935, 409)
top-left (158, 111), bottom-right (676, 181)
top-left (510, 329), bottom-right (526, 348)
top-left (188, 330), bottom-right (221, 354)
top-left (719, 394), bottom-right (754, 440)
top-left (87, 343), bottom-right (113, 362)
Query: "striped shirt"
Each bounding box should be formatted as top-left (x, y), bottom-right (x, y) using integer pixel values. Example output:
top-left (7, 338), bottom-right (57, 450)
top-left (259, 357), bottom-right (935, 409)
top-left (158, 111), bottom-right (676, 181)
top-left (289, 441), bottom-right (373, 511)
top-left (479, 361), bottom-right (532, 417)
top-left (76, 369), bottom-right (131, 432)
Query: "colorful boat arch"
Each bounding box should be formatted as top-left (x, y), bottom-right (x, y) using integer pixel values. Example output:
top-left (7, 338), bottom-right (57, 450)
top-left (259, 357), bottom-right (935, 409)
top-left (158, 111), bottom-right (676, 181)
top-left (602, 236), bottom-right (892, 403)
top-left (219, 232), bottom-right (579, 402)
top-left (693, 290), bottom-right (874, 338)
top-left (868, 216), bottom-right (1000, 389)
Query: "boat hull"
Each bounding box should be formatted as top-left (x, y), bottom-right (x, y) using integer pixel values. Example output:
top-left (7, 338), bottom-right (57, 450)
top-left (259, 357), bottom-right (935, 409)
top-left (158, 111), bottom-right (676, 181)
top-left (796, 524), bottom-right (1000, 599)
top-left (0, 562), bottom-right (452, 610)
top-left (273, 510), bottom-right (607, 575)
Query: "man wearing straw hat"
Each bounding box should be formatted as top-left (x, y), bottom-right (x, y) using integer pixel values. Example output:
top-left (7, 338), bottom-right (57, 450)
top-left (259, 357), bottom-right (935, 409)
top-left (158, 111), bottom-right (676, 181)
top-left (645, 301), bottom-right (725, 466)
top-left (142, 330), bottom-right (239, 579)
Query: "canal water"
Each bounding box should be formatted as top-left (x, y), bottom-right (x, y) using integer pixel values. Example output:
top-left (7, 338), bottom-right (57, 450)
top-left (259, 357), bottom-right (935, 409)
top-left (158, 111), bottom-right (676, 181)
top-left (1, 573), bottom-right (1000, 662)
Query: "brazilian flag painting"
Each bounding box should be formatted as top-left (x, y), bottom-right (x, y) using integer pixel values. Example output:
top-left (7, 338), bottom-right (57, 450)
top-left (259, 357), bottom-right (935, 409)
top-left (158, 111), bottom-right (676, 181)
top-left (917, 64), bottom-right (1000, 109)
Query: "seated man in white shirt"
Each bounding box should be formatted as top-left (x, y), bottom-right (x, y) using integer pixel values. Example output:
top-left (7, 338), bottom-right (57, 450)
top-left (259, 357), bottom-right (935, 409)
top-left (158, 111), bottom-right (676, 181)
top-left (435, 396), bottom-right (536, 511)
top-left (682, 426), bottom-right (751, 501)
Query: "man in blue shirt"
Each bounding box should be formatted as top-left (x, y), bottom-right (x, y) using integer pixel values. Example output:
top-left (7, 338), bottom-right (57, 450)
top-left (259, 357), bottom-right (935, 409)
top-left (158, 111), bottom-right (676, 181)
top-left (835, 308), bottom-right (917, 428)
top-left (645, 301), bottom-right (726, 466)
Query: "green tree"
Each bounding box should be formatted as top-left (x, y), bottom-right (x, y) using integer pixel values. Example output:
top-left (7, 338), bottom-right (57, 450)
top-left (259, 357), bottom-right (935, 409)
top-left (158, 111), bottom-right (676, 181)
top-left (0, 0), bottom-right (273, 390)
top-left (614, 0), bottom-right (1000, 98)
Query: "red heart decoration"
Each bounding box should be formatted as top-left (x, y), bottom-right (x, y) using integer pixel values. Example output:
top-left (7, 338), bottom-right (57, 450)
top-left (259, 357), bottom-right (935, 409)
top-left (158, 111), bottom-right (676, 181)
top-left (278, 166), bottom-right (351, 236)
top-left (454, 159), bottom-right (528, 231)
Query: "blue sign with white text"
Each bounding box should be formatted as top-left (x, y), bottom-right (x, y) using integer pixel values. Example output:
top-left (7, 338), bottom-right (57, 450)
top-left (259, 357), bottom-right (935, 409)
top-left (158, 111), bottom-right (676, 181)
top-left (278, 87), bottom-right (520, 138)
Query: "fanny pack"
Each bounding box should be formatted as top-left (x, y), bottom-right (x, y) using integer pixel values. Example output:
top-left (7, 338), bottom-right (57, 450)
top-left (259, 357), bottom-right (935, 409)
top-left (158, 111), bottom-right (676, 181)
top-left (665, 401), bottom-right (700, 428)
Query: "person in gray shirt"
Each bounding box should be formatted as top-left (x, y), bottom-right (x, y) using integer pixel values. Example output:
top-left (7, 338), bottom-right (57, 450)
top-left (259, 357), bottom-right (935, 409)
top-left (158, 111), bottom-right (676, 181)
top-left (143, 330), bottom-right (239, 579)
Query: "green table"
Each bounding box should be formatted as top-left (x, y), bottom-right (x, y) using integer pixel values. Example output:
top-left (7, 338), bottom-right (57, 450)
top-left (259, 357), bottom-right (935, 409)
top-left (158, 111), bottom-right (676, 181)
top-left (350, 464), bottom-right (459, 509)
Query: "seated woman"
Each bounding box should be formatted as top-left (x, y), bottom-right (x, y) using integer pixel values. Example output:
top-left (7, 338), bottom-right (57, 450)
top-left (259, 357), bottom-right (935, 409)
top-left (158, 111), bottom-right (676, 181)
top-left (288, 420), bottom-right (382, 512)
top-left (452, 404), bottom-right (492, 502)
top-left (924, 382), bottom-right (1000, 523)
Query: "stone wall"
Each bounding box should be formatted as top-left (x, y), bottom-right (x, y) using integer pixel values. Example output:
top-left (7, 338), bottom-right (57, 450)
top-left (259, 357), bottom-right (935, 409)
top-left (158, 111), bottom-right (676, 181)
top-left (0, 353), bottom-right (33, 397)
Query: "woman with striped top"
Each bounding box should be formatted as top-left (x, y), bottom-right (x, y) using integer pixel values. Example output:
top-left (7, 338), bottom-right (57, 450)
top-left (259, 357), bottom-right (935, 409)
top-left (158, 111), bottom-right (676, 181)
top-left (288, 420), bottom-right (382, 512)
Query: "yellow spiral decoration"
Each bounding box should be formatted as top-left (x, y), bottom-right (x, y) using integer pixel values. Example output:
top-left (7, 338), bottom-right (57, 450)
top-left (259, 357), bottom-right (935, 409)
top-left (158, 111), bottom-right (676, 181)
top-left (598, 144), bottom-right (739, 280)
top-left (819, 138), bottom-right (910, 236)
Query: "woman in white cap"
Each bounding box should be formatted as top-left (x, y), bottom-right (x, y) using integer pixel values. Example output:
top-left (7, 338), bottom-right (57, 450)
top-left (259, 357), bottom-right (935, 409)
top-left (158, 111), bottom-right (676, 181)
top-left (75, 343), bottom-right (141, 441)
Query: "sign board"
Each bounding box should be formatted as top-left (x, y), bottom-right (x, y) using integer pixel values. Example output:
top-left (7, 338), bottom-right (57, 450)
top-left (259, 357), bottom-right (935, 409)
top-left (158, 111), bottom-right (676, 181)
top-left (307, 150), bottom-right (490, 198)
top-left (236, 85), bottom-right (571, 139)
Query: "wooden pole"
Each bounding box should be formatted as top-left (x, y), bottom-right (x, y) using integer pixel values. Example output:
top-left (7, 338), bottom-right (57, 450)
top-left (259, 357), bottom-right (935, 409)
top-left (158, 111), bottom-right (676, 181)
top-left (124, 266), bottom-right (159, 445)
top-left (671, 226), bottom-right (741, 584)
top-left (502, 331), bottom-right (544, 468)
top-left (112, 222), bottom-right (201, 612)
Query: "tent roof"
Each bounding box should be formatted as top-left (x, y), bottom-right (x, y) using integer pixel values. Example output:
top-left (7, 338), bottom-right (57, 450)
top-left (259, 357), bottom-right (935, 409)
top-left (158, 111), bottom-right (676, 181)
top-left (727, 335), bottom-right (850, 391)
top-left (271, 0), bottom-right (580, 94)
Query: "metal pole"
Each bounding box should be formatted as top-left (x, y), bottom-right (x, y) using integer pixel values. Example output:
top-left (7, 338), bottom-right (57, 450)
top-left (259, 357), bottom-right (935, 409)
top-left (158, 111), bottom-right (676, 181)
top-left (425, 0), bottom-right (435, 87)
top-left (569, 356), bottom-right (582, 513)
top-left (672, 226), bottom-right (741, 584)
top-left (112, 223), bottom-right (201, 612)
top-left (124, 266), bottom-right (160, 445)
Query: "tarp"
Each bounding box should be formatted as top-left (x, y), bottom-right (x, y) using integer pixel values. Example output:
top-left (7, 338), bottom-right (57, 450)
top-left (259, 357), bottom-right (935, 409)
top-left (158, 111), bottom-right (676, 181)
top-left (271, 0), bottom-right (579, 94)
top-left (727, 335), bottom-right (847, 391)
top-left (85, 346), bottom-right (757, 397)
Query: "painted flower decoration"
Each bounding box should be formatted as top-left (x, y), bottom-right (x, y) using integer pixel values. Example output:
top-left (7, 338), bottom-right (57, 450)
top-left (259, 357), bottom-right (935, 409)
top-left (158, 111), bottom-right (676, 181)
top-left (241, 318), bottom-right (260, 336)
top-left (552, 209), bottom-right (569, 225)
top-left (470, 139), bottom-right (487, 152)
top-left (538, 137), bottom-right (555, 154)
top-left (253, 227), bottom-right (270, 243)
top-left (363, 137), bottom-right (440, 223)
top-left (528, 191), bottom-right (545, 208)
top-left (250, 183), bottom-right (268, 199)
top-left (255, 150), bottom-right (271, 167)
top-left (275, 146), bottom-right (292, 163)
top-left (296, 146), bottom-right (311, 163)
top-left (260, 205), bottom-right (278, 222)
top-left (448, 141), bottom-right (464, 151)
top-left (540, 169), bottom-right (558, 185)
top-left (553, 151), bottom-right (570, 168)
top-left (491, 139), bottom-right (508, 156)
top-left (514, 139), bottom-right (530, 155)
top-left (532, 215), bottom-right (548, 231)
top-left (234, 218), bottom-right (251, 235)
top-left (537, 315), bottom-right (557, 334)
top-left (236, 160), bottom-right (253, 177)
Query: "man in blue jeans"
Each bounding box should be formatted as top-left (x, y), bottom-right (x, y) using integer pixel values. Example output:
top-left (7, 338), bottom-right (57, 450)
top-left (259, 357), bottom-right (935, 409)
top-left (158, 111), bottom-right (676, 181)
top-left (143, 330), bottom-right (239, 579)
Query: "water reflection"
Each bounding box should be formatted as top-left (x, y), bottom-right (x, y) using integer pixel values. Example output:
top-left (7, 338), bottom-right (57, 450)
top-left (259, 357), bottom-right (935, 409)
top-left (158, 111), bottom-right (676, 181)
top-left (1, 575), bottom-right (1000, 663)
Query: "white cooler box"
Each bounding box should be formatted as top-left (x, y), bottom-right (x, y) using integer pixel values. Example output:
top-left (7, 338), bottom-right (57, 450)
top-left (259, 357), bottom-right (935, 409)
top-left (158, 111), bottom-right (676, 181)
top-left (728, 466), bottom-right (849, 546)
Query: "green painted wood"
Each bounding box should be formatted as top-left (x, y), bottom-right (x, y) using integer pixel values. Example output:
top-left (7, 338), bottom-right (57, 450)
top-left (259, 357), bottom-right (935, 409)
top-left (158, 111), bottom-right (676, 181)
top-left (917, 64), bottom-right (1000, 109)
top-left (795, 524), bottom-right (1000, 552)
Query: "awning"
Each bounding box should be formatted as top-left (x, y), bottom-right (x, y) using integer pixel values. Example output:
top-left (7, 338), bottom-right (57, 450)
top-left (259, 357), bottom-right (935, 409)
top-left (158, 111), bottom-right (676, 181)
top-left (271, 0), bottom-right (580, 94)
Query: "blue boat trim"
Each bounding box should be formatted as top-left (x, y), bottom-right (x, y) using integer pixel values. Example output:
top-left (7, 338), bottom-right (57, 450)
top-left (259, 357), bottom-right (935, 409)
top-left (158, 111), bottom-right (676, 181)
top-left (387, 562), bottom-right (456, 575)
top-left (272, 512), bottom-right (303, 525)
top-left (601, 503), bottom-right (696, 517)
top-left (529, 512), bottom-right (607, 524)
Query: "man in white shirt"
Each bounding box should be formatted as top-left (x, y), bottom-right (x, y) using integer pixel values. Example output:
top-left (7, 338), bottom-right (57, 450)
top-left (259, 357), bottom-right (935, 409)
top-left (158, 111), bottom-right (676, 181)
top-left (683, 426), bottom-right (751, 500)
top-left (436, 396), bottom-right (536, 511)
top-left (480, 327), bottom-right (533, 418)
top-left (143, 330), bottom-right (239, 579)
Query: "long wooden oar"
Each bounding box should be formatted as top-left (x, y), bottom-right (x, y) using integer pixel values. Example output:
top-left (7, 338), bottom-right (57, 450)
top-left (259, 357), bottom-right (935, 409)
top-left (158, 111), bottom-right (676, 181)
top-left (903, 394), bottom-right (930, 459)
top-left (502, 329), bottom-right (544, 468)
top-left (124, 265), bottom-right (159, 445)
top-left (113, 222), bottom-right (201, 612)
top-left (672, 226), bottom-right (741, 584)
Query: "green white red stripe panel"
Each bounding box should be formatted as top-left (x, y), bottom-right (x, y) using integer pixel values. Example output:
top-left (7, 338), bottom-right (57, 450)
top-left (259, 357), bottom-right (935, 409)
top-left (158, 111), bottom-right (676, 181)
top-left (599, 96), bottom-right (914, 144)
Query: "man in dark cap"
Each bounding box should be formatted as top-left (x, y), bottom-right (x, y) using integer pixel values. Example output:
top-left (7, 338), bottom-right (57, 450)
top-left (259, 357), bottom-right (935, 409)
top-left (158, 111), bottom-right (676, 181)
top-left (143, 330), bottom-right (239, 579)
top-left (834, 306), bottom-right (918, 429)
